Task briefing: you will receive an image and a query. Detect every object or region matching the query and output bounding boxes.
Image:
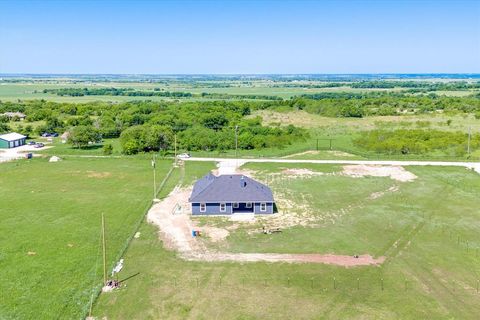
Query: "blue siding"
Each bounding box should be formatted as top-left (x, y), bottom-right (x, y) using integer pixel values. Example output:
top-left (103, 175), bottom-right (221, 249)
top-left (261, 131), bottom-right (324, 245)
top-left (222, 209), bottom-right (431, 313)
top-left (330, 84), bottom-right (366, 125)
top-left (254, 202), bottom-right (274, 214)
top-left (192, 202), bottom-right (274, 215)
top-left (192, 202), bottom-right (232, 215)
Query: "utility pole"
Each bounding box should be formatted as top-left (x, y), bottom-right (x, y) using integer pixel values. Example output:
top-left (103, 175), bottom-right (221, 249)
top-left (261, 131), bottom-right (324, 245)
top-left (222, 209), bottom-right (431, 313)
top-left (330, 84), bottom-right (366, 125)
top-left (152, 154), bottom-right (156, 199)
top-left (174, 133), bottom-right (177, 161)
top-left (101, 213), bottom-right (107, 285)
top-left (235, 125), bottom-right (239, 157)
top-left (467, 126), bottom-right (471, 156)
top-left (174, 133), bottom-right (177, 165)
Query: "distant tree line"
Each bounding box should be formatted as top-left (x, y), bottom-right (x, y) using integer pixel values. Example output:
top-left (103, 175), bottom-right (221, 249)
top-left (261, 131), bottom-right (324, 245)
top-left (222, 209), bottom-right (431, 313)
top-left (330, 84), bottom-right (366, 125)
top-left (292, 93), bottom-right (480, 117)
top-left (42, 88), bottom-right (283, 100)
top-left (272, 81), bottom-right (480, 90)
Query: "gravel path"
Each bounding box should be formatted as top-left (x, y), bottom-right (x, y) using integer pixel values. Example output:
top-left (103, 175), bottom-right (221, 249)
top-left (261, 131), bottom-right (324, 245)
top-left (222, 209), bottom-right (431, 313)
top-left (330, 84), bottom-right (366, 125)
top-left (185, 157), bottom-right (480, 174)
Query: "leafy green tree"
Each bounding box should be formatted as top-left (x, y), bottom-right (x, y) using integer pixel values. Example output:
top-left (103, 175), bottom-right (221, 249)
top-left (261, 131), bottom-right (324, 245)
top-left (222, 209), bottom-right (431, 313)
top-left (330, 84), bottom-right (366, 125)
top-left (68, 126), bottom-right (102, 148)
top-left (120, 126), bottom-right (145, 154)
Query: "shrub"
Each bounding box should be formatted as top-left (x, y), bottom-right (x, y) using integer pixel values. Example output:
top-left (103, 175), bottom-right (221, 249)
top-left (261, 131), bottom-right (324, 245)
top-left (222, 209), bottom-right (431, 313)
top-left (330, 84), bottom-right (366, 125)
top-left (103, 143), bottom-right (113, 155)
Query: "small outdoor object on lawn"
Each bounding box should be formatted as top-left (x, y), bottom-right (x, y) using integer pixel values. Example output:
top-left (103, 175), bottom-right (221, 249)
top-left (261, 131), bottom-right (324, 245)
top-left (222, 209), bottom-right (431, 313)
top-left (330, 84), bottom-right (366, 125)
top-left (27, 141), bottom-right (36, 145)
top-left (354, 255), bottom-right (359, 259)
top-left (25, 153), bottom-right (33, 159)
top-left (34, 143), bottom-right (44, 148)
top-left (105, 279), bottom-right (120, 289)
top-left (177, 153), bottom-right (191, 159)
top-left (262, 226), bottom-right (282, 234)
top-left (191, 230), bottom-right (202, 237)
top-left (49, 156), bottom-right (61, 162)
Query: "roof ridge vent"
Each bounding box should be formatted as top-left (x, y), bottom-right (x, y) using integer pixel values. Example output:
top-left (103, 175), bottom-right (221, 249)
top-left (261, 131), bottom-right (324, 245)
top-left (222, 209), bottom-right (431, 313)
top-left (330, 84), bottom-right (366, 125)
top-left (240, 175), bottom-right (247, 188)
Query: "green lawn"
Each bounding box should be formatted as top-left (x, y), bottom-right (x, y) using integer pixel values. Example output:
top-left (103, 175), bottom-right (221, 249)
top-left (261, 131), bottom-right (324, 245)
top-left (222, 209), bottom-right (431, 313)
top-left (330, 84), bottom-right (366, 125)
top-left (39, 138), bottom-right (123, 156)
top-left (93, 163), bottom-right (480, 319)
top-left (0, 157), bottom-right (174, 319)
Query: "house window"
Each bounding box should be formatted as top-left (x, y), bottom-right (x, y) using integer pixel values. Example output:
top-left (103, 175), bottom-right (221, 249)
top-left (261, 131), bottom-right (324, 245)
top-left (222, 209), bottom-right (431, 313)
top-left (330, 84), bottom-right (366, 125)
top-left (260, 202), bottom-right (267, 212)
top-left (200, 203), bottom-right (206, 212)
top-left (233, 202), bottom-right (239, 208)
top-left (246, 202), bottom-right (252, 208)
top-left (220, 203), bottom-right (226, 212)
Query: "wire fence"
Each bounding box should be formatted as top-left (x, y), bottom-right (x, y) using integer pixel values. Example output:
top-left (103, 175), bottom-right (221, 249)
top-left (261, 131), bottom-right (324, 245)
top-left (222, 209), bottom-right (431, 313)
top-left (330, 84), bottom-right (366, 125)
top-left (141, 273), bottom-right (480, 297)
top-left (81, 163), bottom-right (177, 319)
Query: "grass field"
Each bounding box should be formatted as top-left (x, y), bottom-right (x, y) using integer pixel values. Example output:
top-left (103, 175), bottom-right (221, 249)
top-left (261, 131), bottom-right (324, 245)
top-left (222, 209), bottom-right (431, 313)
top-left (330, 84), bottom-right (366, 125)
top-left (0, 157), bottom-right (174, 319)
top-left (92, 162), bottom-right (480, 319)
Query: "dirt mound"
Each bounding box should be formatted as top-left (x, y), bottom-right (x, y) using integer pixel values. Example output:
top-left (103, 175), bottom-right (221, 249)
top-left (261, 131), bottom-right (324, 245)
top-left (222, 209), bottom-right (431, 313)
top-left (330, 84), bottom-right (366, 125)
top-left (342, 165), bottom-right (417, 182)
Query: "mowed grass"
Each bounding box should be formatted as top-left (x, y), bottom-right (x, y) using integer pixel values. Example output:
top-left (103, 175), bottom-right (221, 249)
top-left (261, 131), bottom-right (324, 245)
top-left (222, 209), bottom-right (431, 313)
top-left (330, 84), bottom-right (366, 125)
top-left (0, 157), bottom-right (173, 319)
top-left (93, 163), bottom-right (480, 319)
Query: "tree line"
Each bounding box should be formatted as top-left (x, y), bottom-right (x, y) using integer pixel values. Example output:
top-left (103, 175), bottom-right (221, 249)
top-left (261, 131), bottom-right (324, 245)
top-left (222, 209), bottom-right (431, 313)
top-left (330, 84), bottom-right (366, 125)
top-left (42, 88), bottom-right (283, 100)
top-left (0, 99), bottom-right (307, 153)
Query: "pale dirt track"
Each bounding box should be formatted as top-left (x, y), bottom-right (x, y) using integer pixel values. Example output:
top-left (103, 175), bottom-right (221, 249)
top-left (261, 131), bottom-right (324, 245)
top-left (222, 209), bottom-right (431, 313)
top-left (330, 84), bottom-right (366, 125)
top-left (185, 157), bottom-right (480, 174)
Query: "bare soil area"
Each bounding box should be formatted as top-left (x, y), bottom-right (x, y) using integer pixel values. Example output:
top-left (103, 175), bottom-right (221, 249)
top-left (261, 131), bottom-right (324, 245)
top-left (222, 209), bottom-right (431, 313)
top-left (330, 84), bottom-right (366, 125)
top-left (342, 164), bottom-right (417, 182)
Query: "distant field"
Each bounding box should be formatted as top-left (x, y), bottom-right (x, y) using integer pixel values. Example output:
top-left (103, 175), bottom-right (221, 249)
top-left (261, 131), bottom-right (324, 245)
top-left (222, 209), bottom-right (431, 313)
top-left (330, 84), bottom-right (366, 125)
top-left (1, 81), bottom-right (477, 102)
top-left (93, 162), bottom-right (480, 319)
top-left (0, 157), bottom-right (174, 319)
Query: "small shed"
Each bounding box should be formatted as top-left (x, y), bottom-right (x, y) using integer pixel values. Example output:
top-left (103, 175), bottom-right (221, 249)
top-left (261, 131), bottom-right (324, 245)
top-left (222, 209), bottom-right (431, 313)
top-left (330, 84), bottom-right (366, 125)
top-left (0, 132), bottom-right (27, 149)
top-left (189, 173), bottom-right (275, 215)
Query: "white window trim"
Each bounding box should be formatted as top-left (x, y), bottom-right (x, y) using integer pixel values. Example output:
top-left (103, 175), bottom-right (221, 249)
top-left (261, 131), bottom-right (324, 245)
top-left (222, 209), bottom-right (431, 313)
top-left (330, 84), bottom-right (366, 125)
top-left (200, 203), bottom-right (206, 212)
top-left (260, 202), bottom-right (267, 212)
top-left (233, 202), bottom-right (239, 208)
top-left (220, 203), bottom-right (226, 212)
top-left (246, 202), bottom-right (252, 208)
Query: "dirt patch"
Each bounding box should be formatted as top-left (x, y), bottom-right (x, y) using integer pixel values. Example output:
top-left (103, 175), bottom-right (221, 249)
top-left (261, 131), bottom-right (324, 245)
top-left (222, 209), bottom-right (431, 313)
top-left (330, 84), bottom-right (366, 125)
top-left (147, 187), bottom-right (201, 253)
top-left (185, 252), bottom-right (385, 267)
top-left (342, 165), bottom-right (417, 182)
top-left (282, 150), bottom-right (320, 158)
top-left (27, 251), bottom-right (36, 256)
top-left (369, 186), bottom-right (399, 200)
top-left (86, 171), bottom-right (112, 178)
top-left (201, 227), bottom-right (230, 242)
top-left (282, 168), bottom-right (325, 176)
top-left (327, 150), bottom-right (356, 157)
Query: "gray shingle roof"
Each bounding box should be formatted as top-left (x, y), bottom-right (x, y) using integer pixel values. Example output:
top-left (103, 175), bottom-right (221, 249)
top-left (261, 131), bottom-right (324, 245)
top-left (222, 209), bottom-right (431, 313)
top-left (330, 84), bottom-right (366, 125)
top-left (189, 174), bottom-right (274, 203)
top-left (0, 132), bottom-right (26, 142)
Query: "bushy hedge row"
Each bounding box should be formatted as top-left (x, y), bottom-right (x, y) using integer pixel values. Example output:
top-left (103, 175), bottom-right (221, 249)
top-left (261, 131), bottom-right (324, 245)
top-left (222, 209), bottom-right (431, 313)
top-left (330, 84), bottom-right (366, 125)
top-left (354, 129), bottom-right (479, 156)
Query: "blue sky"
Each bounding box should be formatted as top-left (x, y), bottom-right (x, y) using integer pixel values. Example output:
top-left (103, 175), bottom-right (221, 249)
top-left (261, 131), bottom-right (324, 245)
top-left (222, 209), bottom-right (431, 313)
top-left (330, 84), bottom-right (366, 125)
top-left (0, 0), bottom-right (479, 74)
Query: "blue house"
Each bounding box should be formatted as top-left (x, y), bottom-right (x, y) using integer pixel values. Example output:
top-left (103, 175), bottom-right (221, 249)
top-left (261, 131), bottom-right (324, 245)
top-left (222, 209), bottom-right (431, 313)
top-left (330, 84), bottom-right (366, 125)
top-left (189, 173), bottom-right (275, 215)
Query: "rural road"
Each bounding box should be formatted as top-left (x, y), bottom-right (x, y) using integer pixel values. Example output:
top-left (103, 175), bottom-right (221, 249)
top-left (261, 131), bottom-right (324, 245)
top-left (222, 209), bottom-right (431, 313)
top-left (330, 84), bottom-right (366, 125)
top-left (184, 157), bottom-right (480, 174)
